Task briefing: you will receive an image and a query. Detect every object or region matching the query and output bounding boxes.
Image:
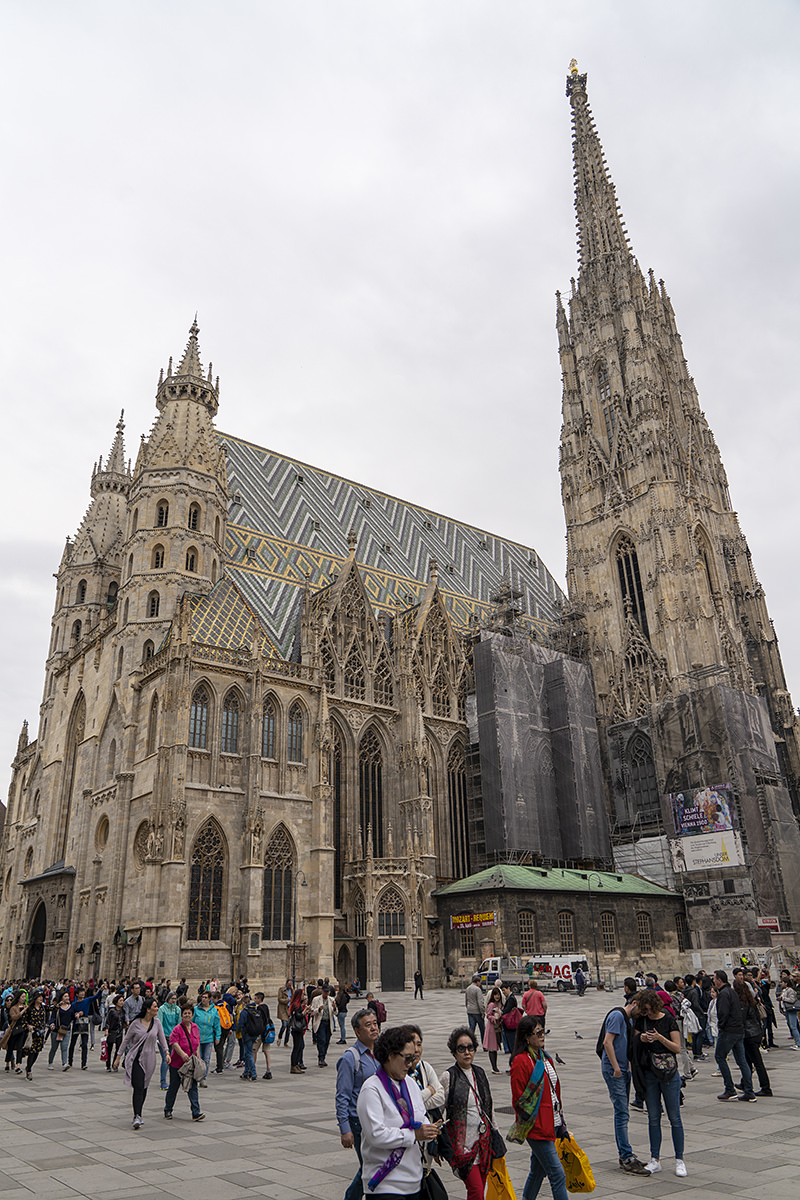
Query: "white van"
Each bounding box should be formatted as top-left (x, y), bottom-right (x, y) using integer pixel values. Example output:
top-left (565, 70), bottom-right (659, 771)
top-left (525, 954), bottom-right (590, 991)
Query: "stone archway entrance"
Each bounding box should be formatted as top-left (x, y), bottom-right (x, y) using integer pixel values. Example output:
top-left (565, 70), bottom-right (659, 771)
top-left (356, 943), bottom-right (367, 989)
top-left (26, 903), bottom-right (47, 979)
top-left (380, 942), bottom-right (405, 992)
top-left (336, 944), bottom-right (352, 986)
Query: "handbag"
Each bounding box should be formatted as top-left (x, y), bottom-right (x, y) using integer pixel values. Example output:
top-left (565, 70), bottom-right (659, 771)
top-left (100, 1036), bottom-right (108, 1062)
top-left (419, 1165), bottom-right (448, 1200)
top-left (502, 1005), bottom-right (522, 1031)
top-left (490, 1127), bottom-right (507, 1159)
top-left (649, 1050), bottom-right (677, 1081)
top-left (556, 1133), bottom-right (596, 1193)
top-left (486, 1156), bottom-right (518, 1200)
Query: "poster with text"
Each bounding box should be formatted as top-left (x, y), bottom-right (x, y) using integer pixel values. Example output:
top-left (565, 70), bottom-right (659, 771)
top-left (669, 783), bottom-right (738, 838)
top-left (669, 830), bottom-right (744, 872)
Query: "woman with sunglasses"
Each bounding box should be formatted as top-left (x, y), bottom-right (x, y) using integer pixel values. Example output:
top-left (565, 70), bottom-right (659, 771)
top-left (356, 1024), bottom-right (440, 1196)
top-left (440, 1026), bottom-right (494, 1199)
top-left (509, 1015), bottom-right (568, 1200)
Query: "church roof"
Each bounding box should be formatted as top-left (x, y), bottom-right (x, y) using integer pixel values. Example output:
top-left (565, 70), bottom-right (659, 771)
top-left (188, 578), bottom-right (277, 655)
top-left (434, 864), bottom-right (677, 898)
top-left (219, 432), bottom-right (566, 657)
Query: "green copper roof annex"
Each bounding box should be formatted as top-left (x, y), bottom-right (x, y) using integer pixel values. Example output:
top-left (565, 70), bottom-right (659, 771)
top-left (434, 864), bottom-right (677, 898)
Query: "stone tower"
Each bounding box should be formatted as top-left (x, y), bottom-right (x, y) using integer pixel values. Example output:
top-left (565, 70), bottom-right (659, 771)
top-left (557, 64), bottom-right (800, 946)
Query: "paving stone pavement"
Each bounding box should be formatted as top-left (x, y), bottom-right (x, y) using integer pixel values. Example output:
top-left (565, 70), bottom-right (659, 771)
top-left (1, 988), bottom-right (798, 1198)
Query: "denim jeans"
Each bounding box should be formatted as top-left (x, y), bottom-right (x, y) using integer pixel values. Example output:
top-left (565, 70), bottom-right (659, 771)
top-left (198, 1040), bottom-right (213, 1078)
top-left (317, 1019), bottom-right (331, 1063)
top-left (164, 1064), bottom-right (200, 1117)
top-left (343, 1115), bottom-right (363, 1200)
top-left (786, 1009), bottom-right (800, 1047)
top-left (715, 1031), bottom-right (754, 1096)
top-left (48, 1029), bottom-right (70, 1067)
top-left (644, 1072), bottom-right (684, 1160)
top-left (159, 1042), bottom-right (169, 1088)
top-left (522, 1138), bottom-right (569, 1200)
top-left (338, 1012), bottom-right (347, 1042)
top-left (467, 1012), bottom-right (486, 1041)
top-left (68, 1029), bottom-right (89, 1068)
top-left (241, 1034), bottom-right (256, 1078)
top-left (601, 1065), bottom-right (632, 1161)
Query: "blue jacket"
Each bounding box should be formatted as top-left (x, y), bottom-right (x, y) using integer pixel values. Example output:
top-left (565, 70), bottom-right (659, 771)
top-left (335, 1041), bottom-right (378, 1135)
top-left (193, 1004), bottom-right (222, 1044)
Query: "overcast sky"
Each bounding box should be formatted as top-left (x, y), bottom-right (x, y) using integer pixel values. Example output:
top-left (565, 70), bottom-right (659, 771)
top-left (2, 1), bottom-right (799, 787)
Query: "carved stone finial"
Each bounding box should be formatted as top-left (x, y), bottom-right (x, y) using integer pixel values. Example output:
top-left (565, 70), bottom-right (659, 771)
top-left (347, 529), bottom-right (357, 554)
top-left (569, 57), bottom-right (579, 74)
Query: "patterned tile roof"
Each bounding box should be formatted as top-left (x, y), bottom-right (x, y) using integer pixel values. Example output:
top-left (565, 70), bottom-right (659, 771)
top-left (188, 578), bottom-right (278, 654)
top-left (434, 864), bottom-right (677, 898)
top-left (220, 432), bottom-right (566, 656)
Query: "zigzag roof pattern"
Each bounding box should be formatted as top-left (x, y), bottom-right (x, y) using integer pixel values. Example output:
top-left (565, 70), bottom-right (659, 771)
top-left (219, 432), bottom-right (566, 657)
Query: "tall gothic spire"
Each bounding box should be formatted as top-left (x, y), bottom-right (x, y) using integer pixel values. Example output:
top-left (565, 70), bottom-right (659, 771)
top-left (176, 315), bottom-right (204, 378)
top-left (566, 61), bottom-right (631, 272)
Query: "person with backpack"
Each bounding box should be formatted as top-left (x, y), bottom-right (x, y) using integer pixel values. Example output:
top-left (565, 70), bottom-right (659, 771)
top-left (311, 985), bottom-right (338, 1067)
top-left (335, 1007), bottom-right (380, 1200)
top-left (366, 991), bottom-right (387, 1029)
top-left (598, 997), bottom-right (650, 1175)
top-left (237, 994), bottom-right (267, 1080)
top-left (212, 991), bottom-right (234, 1073)
top-left (252, 992), bottom-right (274, 1079)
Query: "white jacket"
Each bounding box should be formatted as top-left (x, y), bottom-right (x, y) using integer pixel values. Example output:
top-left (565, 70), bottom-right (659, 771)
top-left (356, 1073), bottom-right (426, 1195)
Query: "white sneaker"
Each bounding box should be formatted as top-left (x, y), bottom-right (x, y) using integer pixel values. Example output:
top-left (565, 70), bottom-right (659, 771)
top-left (675, 1160), bottom-right (688, 1177)
top-left (132, 1115), bottom-right (143, 1129)
top-left (645, 1159), bottom-right (661, 1173)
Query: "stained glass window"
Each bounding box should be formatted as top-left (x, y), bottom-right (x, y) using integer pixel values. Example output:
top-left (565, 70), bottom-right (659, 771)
top-left (288, 702), bottom-right (304, 762)
top-left (262, 826), bottom-right (295, 940)
top-left (189, 687), bottom-right (209, 750)
top-left (221, 691), bottom-right (240, 753)
top-left (331, 727), bottom-right (343, 910)
top-left (448, 743), bottom-right (470, 878)
top-left (359, 728), bottom-right (383, 856)
top-left (262, 698), bottom-right (276, 758)
top-left (378, 887), bottom-right (405, 937)
top-left (188, 821), bottom-right (225, 940)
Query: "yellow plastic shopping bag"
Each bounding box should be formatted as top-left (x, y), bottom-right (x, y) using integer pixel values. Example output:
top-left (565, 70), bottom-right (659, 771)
top-left (556, 1134), bottom-right (596, 1193)
top-left (486, 1156), bottom-right (518, 1200)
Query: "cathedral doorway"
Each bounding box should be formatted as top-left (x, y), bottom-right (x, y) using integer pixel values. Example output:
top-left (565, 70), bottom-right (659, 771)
top-left (26, 903), bottom-right (47, 979)
top-left (380, 942), bottom-right (405, 992)
top-left (336, 944), bottom-right (352, 986)
top-left (356, 943), bottom-right (367, 988)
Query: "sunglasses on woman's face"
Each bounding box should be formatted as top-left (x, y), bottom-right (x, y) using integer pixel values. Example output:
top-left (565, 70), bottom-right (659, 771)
top-left (400, 1053), bottom-right (416, 1065)
top-left (455, 1044), bottom-right (475, 1053)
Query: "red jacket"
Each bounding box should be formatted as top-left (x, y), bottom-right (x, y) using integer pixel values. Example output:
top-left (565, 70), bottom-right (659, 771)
top-left (510, 1051), bottom-right (562, 1141)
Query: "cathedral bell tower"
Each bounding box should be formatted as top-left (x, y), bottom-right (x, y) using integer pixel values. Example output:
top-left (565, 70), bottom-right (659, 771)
top-left (557, 64), bottom-right (800, 945)
top-left (117, 321), bottom-right (228, 661)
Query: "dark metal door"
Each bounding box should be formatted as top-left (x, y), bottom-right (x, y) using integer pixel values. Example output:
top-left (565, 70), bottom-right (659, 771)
top-left (380, 942), bottom-right (405, 992)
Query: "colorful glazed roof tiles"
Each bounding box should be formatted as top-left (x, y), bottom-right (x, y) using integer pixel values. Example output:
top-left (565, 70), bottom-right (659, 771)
top-left (188, 578), bottom-right (277, 654)
top-left (220, 432), bottom-right (566, 656)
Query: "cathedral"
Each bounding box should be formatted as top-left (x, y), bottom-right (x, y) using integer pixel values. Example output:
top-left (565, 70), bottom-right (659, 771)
top-left (2, 67), bottom-right (799, 989)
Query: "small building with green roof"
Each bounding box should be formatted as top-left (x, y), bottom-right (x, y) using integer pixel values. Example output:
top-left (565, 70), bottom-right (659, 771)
top-left (434, 863), bottom-right (688, 983)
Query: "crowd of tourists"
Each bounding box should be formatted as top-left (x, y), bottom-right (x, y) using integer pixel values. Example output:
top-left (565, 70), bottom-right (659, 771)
top-left (0, 961), bottom-right (798, 1197)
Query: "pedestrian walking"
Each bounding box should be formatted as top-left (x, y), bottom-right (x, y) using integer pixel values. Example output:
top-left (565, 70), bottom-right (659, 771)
top-left (713, 970), bottom-right (756, 1101)
top-left (20, 991), bottom-right (48, 1080)
top-left (734, 977), bottom-right (771, 1096)
top-left (483, 986), bottom-right (503, 1074)
top-left (631, 989), bottom-right (687, 1177)
top-left (288, 987), bottom-right (307, 1074)
top-left (414, 969), bottom-right (424, 999)
top-left (509, 1016), bottom-right (569, 1200)
top-left (464, 974), bottom-right (486, 1042)
top-left (193, 990), bottom-right (221, 1085)
top-left (104, 995), bottom-right (125, 1072)
top-left (68, 987), bottom-right (91, 1070)
top-left (440, 1025), bottom-right (495, 1199)
top-left (163, 1001), bottom-right (205, 1122)
top-left (335, 1007), bottom-right (379, 1200)
top-left (499, 981), bottom-right (520, 1057)
top-left (777, 971), bottom-right (800, 1048)
top-left (277, 980), bottom-right (291, 1047)
top-left (114, 996), bottom-right (169, 1130)
top-left (335, 984), bottom-right (350, 1043)
top-left (311, 985), bottom-right (337, 1066)
top-left (157, 991), bottom-right (181, 1088)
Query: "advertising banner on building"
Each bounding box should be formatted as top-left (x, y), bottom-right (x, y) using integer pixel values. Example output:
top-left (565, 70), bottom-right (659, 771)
top-left (668, 784), bottom-right (738, 838)
top-left (668, 830), bottom-right (745, 872)
top-left (450, 911), bottom-right (496, 930)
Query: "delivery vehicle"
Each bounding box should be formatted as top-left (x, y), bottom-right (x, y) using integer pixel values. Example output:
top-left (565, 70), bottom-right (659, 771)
top-left (478, 953), bottom-right (591, 992)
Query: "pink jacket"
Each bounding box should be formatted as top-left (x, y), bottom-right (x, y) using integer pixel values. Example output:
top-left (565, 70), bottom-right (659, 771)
top-left (168, 1020), bottom-right (200, 1068)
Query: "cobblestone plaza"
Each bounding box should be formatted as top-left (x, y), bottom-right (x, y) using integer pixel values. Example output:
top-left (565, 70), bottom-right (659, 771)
top-left (1, 988), bottom-right (798, 1199)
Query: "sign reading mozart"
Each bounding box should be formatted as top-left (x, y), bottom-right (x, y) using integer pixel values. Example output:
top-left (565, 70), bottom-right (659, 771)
top-left (450, 912), bottom-right (497, 930)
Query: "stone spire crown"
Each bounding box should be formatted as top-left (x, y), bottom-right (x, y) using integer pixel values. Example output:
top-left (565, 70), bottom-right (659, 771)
top-left (566, 63), bottom-right (631, 273)
top-left (156, 317), bottom-right (219, 417)
top-left (91, 410), bottom-right (130, 499)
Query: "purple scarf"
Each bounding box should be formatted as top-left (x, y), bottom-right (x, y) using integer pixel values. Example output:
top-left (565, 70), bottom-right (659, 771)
top-left (366, 1068), bottom-right (421, 1191)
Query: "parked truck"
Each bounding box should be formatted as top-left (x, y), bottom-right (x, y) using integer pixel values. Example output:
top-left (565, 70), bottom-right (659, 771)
top-left (477, 953), bottom-right (591, 993)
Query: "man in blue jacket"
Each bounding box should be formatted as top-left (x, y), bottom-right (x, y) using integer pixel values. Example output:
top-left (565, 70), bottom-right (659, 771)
top-left (335, 1008), bottom-right (379, 1200)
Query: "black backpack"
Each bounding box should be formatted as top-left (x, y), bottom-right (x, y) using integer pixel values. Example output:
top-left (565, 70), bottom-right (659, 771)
top-left (596, 1007), bottom-right (630, 1058)
top-left (245, 1005), bottom-right (267, 1038)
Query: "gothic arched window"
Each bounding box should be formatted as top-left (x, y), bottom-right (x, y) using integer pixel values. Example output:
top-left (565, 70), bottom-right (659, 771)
top-left (344, 647), bottom-right (366, 701)
top-left (615, 536), bottom-right (649, 638)
top-left (359, 728), bottom-right (384, 857)
top-left (77, 579), bottom-right (87, 604)
top-left (221, 691), bottom-right (240, 754)
top-left (107, 737), bottom-right (117, 776)
top-left (287, 703), bottom-right (304, 762)
top-left (627, 731), bottom-right (660, 827)
top-left (142, 640), bottom-right (154, 662)
top-left (262, 826), bottom-right (295, 941)
top-left (331, 726), bottom-right (343, 910)
top-left (147, 591), bottom-right (160, 619)
top-left (152, 545), bottom-right (165, 569)
top-left (189, 686), bottom-right (209, 750)
top-left (188, 821), bottom-right (225, 940)
top-left (447, 742), bottom-right (470, 879)
top-left (188, 503), bottom-right (201, 531)
top-left (378, 887), bottom-right (405, 937)
top-left (374, 654), bottom-right (393, 707)
top-left (262, 698), bottom-right (276, 759)
top-left (71, 620), bottom-right (82, 643)
top-left (147, 694), bottom-right (159, 757)
top-left (156, 500), bottom-right (169, 528)
top-left (106, 581), bottom-right (118, 609)
top-left (185, 547), bottom-right (198, 573)
top-left (432, 665), bottom-right (450, 718)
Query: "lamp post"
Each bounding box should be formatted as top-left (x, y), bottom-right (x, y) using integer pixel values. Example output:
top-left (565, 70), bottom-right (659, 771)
top-left (291, 869), bottom-right (308, 988)
top-left (586, 873), bottom-right (604, 988)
